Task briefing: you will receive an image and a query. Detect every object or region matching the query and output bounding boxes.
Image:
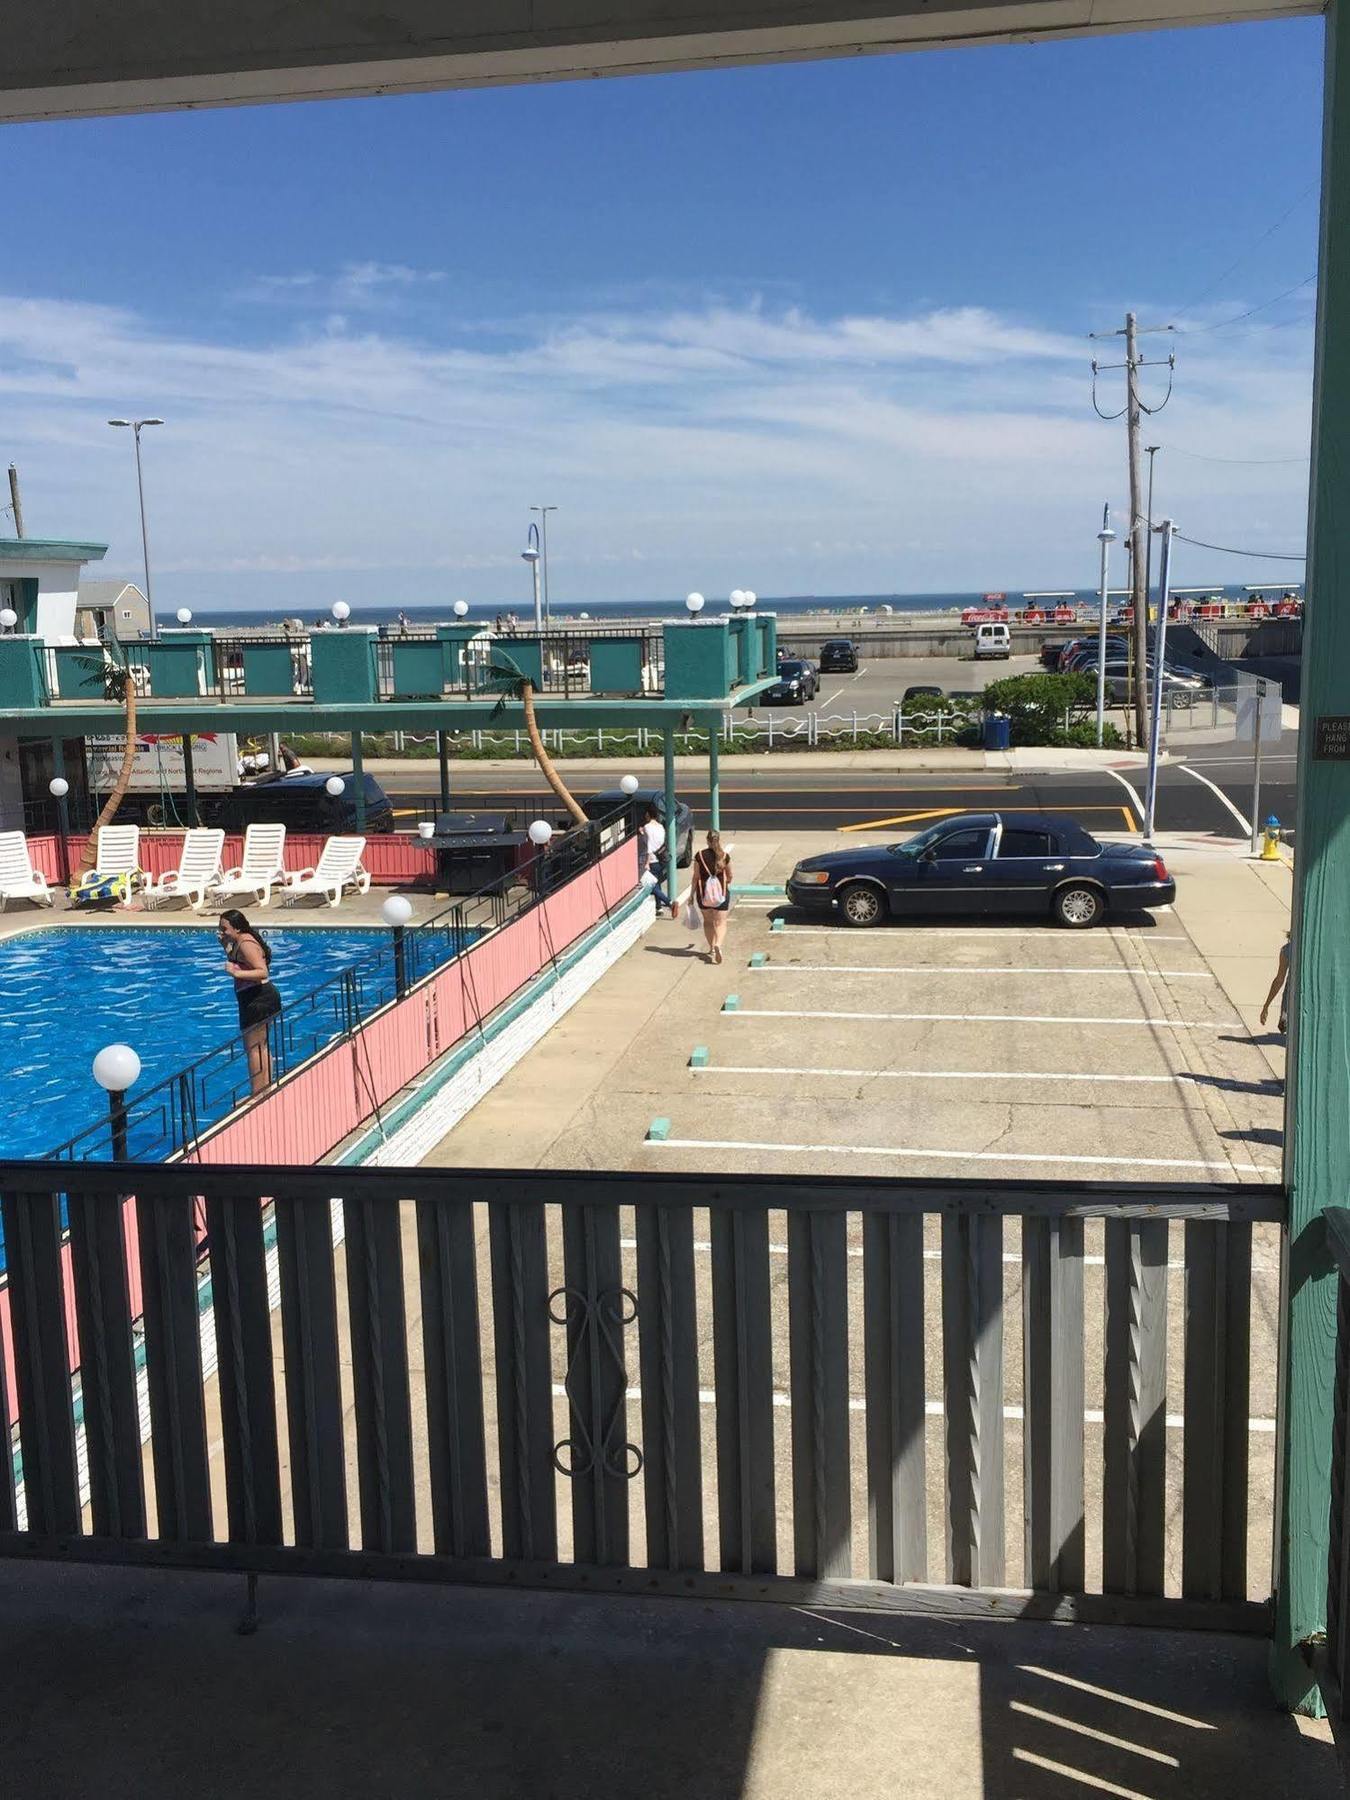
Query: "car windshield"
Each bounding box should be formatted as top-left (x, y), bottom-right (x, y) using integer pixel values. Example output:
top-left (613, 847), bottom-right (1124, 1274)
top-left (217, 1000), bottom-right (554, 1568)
top-left (779, 661), bottom-right (806, 676)
top-left (889, 822), bottom-right (956, 859)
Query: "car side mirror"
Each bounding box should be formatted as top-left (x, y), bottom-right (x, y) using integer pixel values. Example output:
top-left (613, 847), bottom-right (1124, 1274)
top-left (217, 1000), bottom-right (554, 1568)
top-left (920, 848), bottom-right (937, 863)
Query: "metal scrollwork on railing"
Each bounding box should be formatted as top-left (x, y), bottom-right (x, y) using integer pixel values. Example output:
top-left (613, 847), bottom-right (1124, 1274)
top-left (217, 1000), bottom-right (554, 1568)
top-left (548, 1283), bottom-right (643, 1481)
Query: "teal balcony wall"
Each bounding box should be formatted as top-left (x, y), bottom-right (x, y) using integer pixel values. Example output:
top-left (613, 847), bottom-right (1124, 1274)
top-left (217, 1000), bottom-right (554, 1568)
top-left (0, 636), bottom-right (51, 709)
top-left (390, 639), bottom-right (444, 698)
top-left (241, 642), bottom-right (298, 697)
top-left (661, 620), bottom-right (733, 700)
top-left (588, 636), bottom-right (646, 694)
top-left (144, 629), bottom-right (215, 698)
top-left (312, 629), bottom-right (378, 703)
top-left (54, 644), bottom-right (106, 699)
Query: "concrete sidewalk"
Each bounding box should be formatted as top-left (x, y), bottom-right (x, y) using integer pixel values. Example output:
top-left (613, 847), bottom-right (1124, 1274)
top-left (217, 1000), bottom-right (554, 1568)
top-left (0, 1561), bottom-right (1335, 1800)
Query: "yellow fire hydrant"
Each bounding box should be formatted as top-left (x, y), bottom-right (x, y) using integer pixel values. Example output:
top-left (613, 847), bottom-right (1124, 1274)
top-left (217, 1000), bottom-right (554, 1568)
top-left (1261, 816), bottom-right (1283, 861)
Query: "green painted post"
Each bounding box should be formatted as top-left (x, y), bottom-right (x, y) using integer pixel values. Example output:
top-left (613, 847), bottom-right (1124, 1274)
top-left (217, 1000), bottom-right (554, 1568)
top-left (1272, 0), bottom-right (1350, 1715)
top-left (437, 730), bottom-right (451, 814)
top-left (663, 727), bottom-right (677, 912)
top-left (708, 722), bottom-right (721, 833)
top-left (351, 732), bottom-right (366, 830)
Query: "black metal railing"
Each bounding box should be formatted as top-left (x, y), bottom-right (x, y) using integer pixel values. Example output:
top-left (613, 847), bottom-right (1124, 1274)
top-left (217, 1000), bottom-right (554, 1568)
top-left (470, 628), bottom-right (664, 699)
top-left (38, 803), bottom-right (637, 1167)
top-left (0, 1164), bottom-right (1279, 1634)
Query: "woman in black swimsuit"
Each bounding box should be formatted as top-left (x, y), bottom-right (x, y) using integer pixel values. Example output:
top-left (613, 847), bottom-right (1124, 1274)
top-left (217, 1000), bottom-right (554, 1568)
top-left (218, 909), bottom-right (283, 1094)
top-left (692, 830), bottom-right (734, 965)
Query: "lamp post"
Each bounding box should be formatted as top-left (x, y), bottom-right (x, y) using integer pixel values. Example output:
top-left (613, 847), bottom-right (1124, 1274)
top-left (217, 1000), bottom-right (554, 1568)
top-left (1142, 518), bottom-right (1176, 843)
top-left (92, 1042), bottom-right (141, 1161)
top-left (107, 418), bottom-right (163, 640)
top-left (331, 600), bottom-right (351, 628)
top-left (453, 600), bottom-right (469, 618)
top-left (49, 774), bottom-right (71, 885)
top-left (1143, 445), bottom-right (1161, 619)
top-left (522, 525), bottom-right (542, 632)
top-left (176, 607), bottom-right (192, 626)
top-left (1095, 507), bottom-right (1116, 747)
top-left (530, 506), bottom-right (558, 630)
top-left (685, 592), bottom-right (705, 617)
top-left (381, 892), bottom-right (414, 995)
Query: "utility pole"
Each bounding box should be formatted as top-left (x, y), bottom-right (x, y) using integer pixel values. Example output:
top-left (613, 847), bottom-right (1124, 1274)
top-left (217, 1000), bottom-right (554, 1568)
top-left (7, 464), bottom-right (23, 538)
top-left (1091, 317), bottom-right (1175, 748)
top-left (531, 505), bottom-right (558, 630)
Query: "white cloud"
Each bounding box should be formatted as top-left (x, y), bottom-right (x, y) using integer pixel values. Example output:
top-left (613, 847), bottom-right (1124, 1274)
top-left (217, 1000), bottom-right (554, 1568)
top-left (0, 285), bottom-right (1313, 607)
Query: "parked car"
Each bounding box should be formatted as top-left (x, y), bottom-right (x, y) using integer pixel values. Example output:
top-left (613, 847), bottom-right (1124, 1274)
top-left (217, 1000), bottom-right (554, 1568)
top-left (1060, 636), bottom-right (1127, 671)
top-left (973, 622), bottom-right (1012, 659)
top-left (819, 638), bottom-right (860, 672)
top-left (201, 770), bottom-right (396, 834)
top-left (762, 658), bottom-right (818, 704)
top-left (581, 787), bottom-right (694, 865)
top-left (1040, 640), bottom-right (1069, 669)
top-left (786, 811), bottom-right (1175, 929)
top-left (1098, 661), bottom-right (1210, 703)
top-left (902, 684), bottom-right (944, 711)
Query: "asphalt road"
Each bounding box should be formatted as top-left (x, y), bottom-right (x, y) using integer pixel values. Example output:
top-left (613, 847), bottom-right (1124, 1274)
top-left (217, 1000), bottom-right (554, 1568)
top-left (388, 746), bottom-right (1298, 842)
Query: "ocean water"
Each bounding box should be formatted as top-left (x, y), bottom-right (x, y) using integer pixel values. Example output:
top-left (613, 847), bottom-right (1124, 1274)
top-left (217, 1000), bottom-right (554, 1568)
top-left (189, 586), bottom-right (1284, 632)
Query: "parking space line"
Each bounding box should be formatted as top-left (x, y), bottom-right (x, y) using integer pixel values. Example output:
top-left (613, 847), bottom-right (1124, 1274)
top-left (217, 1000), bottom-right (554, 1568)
top-left (1104, 766), bottom-right (1144, 830)
top-left (547, 1378), bottom-right (1275, 1433)
top-left (646, 1136), bottom-right (1275, 1175)
top-left (689, 1064), bottom-right (1191, 1085)
top-left (745, 963), bottom-right (1214, 980)
top-left (772, 926), bottom-right (1190, 941)
top-left (727, 1006), bottom-right (1233, 1029)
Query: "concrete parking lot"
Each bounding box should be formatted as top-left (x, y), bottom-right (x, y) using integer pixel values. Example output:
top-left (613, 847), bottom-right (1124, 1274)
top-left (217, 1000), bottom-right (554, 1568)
top-left (422, 828), bottom-right (1289, 1597)
top-left (749, 651), bottom-right (1041, 723)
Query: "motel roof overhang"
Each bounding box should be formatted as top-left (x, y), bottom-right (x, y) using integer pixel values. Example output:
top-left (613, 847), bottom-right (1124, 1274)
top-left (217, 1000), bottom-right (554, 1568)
top-left (2, 678), bottom-right (780, 740)
top-left (1, 0), bottom-right (1319, 125)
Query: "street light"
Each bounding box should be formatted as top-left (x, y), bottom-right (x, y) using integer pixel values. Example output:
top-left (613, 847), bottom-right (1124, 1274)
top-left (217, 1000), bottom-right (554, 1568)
top-left (685, 592), bottom-right (706, 616)
top-left (730, 589), bottom-right (746, 609)
top-left (522, 525), bottom-right (542, 631)
top-left (176, 607), bottom-right (192, 625)
top-left (49, 775), bottom-right (71, 885)
top-left (1143, 445), bottom-right (1161, 616)
top-left (1095, 506), bottom-right (1116, 748)
top-left (530, 505), bottom-right (558, 630)
top-left (331, 600), bottom-right (351, 626)
top-left (453, 600), bottom-right (469, 618)
top-left (107, 418), bottom-right (163, 640)
top-left (0, 608), bottom-right (16, 632)
top-left (92, 1041), bottom-right (141, 1161)
top-left (381, 892), bottom-right (414, 994)
top-left (528, 819), bottom-right (554, 846)
top-left (742, 590), bottom-right (757, 608)
top-left (325, 775), bottom-right (345, 797)
top-left (1142, 518), bottom-right (1176, 843)
top-left (619, 774), bottom-right (640, 796)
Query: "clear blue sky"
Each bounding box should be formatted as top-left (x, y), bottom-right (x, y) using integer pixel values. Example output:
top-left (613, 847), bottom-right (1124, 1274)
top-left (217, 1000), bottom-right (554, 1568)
top-left (0, 17), bottom-right (1325, 609)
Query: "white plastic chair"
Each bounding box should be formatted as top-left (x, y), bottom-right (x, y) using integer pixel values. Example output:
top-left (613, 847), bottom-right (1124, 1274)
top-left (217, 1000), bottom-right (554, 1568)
top-left (214, 823), bottom-right (287, 908)
top-left (280, 836), bottom-right (370, 908)
top-left (92, 824), bottom-right (146, 891)
top-left (0, 831), bottom-right (53, 910)
top-left (143, 828), bottom-right (225, 912)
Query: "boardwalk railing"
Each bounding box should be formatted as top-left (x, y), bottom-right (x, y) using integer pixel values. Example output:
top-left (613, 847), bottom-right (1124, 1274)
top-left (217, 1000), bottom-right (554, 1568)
top-left (0, 1167), bottom-right (1280, 1632)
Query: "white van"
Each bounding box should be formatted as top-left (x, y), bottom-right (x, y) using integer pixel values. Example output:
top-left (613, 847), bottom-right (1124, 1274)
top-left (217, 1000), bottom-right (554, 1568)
top-left (973, 622), bottom-right (1011, 660)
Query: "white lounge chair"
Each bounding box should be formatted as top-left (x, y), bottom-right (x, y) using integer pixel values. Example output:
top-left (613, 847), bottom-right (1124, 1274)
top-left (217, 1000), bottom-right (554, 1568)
top-left (143, 828), bottom-right (225, 912)
top-left (214, 823), bottom-right (287, 908)
top-left (92, 825), bottom-right (146, 892)
top-left (280, 836), bottom-right (370, 908)
top-left (0, 832), bottom-right (53, 910)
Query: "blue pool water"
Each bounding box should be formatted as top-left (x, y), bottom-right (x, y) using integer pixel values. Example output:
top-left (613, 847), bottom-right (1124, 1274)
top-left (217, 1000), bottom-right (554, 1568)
top-left (0, 924), bottom-right (470, 1168)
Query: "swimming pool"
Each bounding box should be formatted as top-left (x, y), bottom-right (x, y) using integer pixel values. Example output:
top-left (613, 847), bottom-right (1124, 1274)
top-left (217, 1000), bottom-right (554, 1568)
top-left (0, 923), bottom-right (471, 1166)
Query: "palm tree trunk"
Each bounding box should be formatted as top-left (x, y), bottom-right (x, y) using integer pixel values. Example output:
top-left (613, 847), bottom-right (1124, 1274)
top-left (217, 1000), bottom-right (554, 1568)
top-left (521, 682), bottom-right (587, 826)
top-left (77, 676), bottom-right (139, 875)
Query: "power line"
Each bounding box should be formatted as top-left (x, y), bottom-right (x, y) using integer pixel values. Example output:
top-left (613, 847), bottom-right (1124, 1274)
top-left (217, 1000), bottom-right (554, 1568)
top-left (1175, 183), bottom-right (1318, 314)
top-left (1178, 274), bottom-right (1316, 334)
top-left (1173, 530), bottom-right (1305, 560)
top-left (1165, 446), bottom-right (1308, 467)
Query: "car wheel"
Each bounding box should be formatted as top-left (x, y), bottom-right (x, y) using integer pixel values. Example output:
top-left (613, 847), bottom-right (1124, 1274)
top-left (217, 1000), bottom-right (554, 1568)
top-left (1053, 884), bottom-right (1104, 929)
top-left (838, 882), bottom-right (885, 927)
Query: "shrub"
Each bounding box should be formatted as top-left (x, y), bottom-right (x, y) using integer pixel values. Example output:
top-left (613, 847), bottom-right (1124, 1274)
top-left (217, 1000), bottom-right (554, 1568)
top-left (981, 672), bottom-right (1098, 746)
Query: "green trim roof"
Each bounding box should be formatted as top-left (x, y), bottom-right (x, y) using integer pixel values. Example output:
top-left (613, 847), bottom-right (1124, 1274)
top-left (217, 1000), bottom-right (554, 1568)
top-left (0, 538), bottom-right (108, 562)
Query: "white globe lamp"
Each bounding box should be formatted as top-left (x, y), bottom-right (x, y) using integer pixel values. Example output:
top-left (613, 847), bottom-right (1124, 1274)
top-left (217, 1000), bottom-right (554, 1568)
top-left (176, 607), bottom-right (193, 625)
top-left (325, 775), bottom-right (346, 797)
top-left (93, 1043), bottom-right (141, 1093)
top-left (743, 590), bottom-right (757, 608)
top-left (685, 592), bottom-right (705, 615)
top-left (453, 600), bottom-right (469, 617)
top-left (730, 589), bottom-right (746, 609)
top-left (49, 776), bottom-right (69, 799)
top-left (619, 774), bottom-right (640, 797)
top-left (0, 608), bottom-right (17, 631)
top-left (331, 600), bottom-right (351, 623)
top-left (528, 819), bottom-right (554, 847)
top-left (381, 894), bottom-right (414, 928)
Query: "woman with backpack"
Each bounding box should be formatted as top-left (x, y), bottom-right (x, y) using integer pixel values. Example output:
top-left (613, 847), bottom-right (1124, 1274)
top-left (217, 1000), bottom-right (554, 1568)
top-left (693, 830), bottom-right (734, 964)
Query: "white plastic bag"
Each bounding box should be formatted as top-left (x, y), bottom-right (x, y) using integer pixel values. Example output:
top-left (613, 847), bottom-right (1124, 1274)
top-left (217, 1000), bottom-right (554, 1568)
top-left (682, 900), bottom-right (701, 931)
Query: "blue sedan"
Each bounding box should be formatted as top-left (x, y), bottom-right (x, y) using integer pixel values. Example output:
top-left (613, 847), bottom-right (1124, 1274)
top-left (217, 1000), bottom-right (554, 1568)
top-left (786, 811), bottom-right (1175, 929)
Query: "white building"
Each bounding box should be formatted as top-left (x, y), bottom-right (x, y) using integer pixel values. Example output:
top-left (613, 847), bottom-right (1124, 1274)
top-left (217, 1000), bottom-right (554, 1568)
top-left (0, 536), bottom-right (108, 641)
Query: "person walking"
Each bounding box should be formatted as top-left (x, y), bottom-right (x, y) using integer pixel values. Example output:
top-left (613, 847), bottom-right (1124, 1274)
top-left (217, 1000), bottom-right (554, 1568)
top-left (218, 909), bottom-right (284, 1094)
top-left (1260, 933), bottom-right (1292, 1035)
top-left (692, 829), bottom-right (733, 963)
top-left (640, 802), bottom-right (678, 917)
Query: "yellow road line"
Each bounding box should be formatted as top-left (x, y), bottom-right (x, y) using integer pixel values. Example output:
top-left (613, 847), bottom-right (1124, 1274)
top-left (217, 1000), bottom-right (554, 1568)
top-left (838, 804), bottom-right (1138, 834)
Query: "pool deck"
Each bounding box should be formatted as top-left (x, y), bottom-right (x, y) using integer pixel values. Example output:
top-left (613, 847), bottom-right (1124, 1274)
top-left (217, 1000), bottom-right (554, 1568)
top-left (0, 884), bottom-right (446, 941)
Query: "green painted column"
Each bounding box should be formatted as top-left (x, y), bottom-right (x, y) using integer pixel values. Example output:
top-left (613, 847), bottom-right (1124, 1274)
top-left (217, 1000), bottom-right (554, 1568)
top-left (708, 721), bottom-right (721, 833)
top-left (663, 728), bottom-right (677, 910)
top-left (351, 732), bottom-right (366, 831)
top-left (437, 730), bottom-right (451, 814)
top-left (1271, 0), bottom-right (1350, 1715)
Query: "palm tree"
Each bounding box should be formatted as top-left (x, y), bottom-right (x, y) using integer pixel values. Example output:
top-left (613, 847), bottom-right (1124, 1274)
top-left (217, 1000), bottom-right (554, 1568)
top-left (77, 655), bottom-right (139, 875)
top-left (488, 650), bottom-right (588, 827)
